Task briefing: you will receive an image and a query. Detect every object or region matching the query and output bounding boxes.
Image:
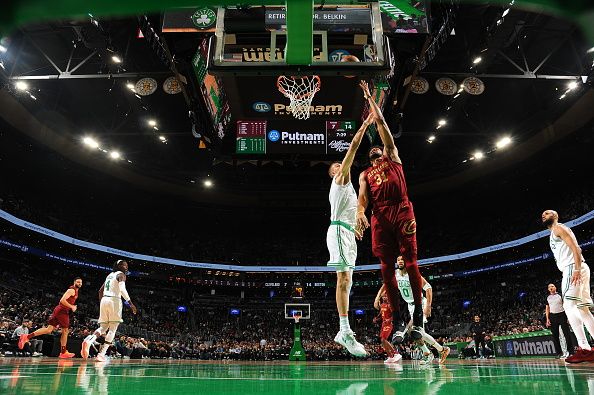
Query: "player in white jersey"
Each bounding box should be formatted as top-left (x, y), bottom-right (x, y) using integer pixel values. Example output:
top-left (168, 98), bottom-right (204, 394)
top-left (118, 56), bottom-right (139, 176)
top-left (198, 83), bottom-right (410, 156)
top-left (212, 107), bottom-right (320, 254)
top-left (542, 209), bottom-right (594, 363)
top-left (392, 255), bottom-right (449, 364)
top-left (327, 112), bottom-right (374, 357)
top-left (81, 260), bottom-right (137, 361)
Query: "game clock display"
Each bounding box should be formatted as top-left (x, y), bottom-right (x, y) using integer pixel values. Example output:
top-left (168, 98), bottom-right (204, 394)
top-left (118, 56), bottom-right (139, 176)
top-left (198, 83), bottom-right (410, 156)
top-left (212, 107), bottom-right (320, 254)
top-left (236, 120), bottom-right (356, 155)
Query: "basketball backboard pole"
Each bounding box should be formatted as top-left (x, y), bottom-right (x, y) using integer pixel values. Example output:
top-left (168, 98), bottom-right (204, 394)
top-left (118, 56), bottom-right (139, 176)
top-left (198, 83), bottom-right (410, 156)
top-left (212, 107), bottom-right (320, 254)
top-left (285, 0), bottom-right (313, 65)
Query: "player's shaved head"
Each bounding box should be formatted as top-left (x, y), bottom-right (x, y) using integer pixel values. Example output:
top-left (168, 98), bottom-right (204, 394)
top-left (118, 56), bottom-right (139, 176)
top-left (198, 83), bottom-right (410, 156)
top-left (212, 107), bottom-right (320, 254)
top-left (541, 210), bottom-right (558, 228)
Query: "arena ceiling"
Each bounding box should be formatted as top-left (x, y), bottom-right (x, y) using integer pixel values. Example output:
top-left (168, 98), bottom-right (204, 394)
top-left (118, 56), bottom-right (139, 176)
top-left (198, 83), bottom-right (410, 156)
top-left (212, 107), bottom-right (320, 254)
top-left (0, 3), bottom-right (593, 204)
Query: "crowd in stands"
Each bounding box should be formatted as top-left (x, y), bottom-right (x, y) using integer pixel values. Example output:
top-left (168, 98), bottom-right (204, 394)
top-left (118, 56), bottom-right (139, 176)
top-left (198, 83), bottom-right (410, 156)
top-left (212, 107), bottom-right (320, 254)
top-left (0, 244), bottom-right (581, 361)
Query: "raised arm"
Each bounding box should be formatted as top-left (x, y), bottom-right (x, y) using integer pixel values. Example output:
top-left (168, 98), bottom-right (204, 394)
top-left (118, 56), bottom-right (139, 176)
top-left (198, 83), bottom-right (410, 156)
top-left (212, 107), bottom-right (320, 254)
top-left (60, 288), bottom-right (76, 311)
top-left (359, 80), bottom-right (401, 164)
top-left (374, 285), bottom-right (385, 310)
top-left (334, 113), bottom-right (375, 186)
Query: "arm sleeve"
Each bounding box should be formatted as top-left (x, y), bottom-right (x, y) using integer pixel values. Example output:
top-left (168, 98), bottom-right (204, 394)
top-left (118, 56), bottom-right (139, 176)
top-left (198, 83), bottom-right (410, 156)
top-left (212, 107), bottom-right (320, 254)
top-left (422, 282), bottom-right (432, 291)
top-left (119, 281), bottom-right (131, 302)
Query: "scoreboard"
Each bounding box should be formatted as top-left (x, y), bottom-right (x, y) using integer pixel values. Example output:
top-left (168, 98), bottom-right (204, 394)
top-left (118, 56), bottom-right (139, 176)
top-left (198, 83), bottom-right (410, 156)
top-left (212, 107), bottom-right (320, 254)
top-left (236, 120), bottom-right (357, 155)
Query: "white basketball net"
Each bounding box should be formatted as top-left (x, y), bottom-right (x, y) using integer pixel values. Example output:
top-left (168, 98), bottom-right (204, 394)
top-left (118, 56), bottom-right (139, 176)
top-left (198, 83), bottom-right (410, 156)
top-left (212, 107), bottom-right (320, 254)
top-left (276, 75), bottom-right (321, 120)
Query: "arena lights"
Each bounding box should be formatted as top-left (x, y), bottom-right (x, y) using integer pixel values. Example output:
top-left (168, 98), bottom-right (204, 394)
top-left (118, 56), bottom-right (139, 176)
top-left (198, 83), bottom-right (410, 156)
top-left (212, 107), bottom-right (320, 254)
top-left (587, 47), bottom-right (594, 54)
top-left (110, 151), bottom-right (121, 160)
top-left (148, 119), bottom-right (157, 127)
top-left (82, 137), bottom-right (99, 149)
top-left (126, 83), bottom-right (135, 91)
top-left (15, 81), bottom-right (28, 91)
top-left (502, 8), bottom-right (511, 17)
top-left (567, 81), bottom-right (578, 90)
top-left (496, 136), bottom-right (512, 149)
top-left (159, 135), bottom-right (167, 143)
top-left (427, 135), bottom-right (436, 143)
top-left (111, 55), bottom-right (122, 64)
top-left (204, 179), bottom-right (213, 188)
top-left (472, 56), bottom-right (482, 64)
top-left (453, 93), bottom-right (461, 99)
top-left (474, 151), bottom-right (484, 160)
top-left (438, 119), bottom-right (447, 126)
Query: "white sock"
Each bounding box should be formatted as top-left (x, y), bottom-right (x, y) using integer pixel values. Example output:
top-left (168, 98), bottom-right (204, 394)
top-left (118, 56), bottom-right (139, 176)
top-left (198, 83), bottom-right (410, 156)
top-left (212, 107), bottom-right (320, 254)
top-left (85, 334), bottom-right (97, 343)
top-left (422, 332), bottom-right (443, 352)
top-left (420, 344), bottom-right (431, 354)
top-left (339, 315), bottom-right (351, 332)
top-left (564, 301), bottom-right (591, 350)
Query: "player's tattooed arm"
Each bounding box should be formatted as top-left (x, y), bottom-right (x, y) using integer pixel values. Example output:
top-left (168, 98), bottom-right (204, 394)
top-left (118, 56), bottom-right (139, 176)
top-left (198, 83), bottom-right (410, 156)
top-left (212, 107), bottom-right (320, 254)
top-left (359, 80), bottom-right (401, 164)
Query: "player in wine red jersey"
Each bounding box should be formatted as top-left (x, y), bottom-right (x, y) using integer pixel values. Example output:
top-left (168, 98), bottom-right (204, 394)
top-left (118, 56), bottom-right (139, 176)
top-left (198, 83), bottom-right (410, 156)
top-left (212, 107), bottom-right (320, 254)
top-left (373, 291), bottom-right (402, 363)
top-left (356, 80), bottom-right (424, 339)
top-left (18, 277), bottom-right (83, 358)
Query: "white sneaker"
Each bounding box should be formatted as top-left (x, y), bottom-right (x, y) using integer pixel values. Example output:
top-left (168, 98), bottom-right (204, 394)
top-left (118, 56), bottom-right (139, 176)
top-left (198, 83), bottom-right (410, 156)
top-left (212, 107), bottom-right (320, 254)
top-left (419, 352), bottom-right (435, 365)
top-left (384, 354), bottom-right (403, 363)
top-left (95, 354), bottom-right (107, 363)
top-left (561, 352), bottom-right (570, 359)
top-left (334, 330), bottom-right (368, 357)
top-left (32, 352), bottom-right (43, 357)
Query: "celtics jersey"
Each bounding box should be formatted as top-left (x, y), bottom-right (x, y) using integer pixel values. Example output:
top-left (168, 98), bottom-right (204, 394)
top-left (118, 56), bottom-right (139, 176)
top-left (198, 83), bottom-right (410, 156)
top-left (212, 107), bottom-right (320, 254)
top-left (103, 271), bottom-right (124, 298)
top-left (550, 224), bottom-right (584, 272)
top-left (329, 177), bottom-right (357, 228)
top-left (396, 270), bottom-right (414, 304)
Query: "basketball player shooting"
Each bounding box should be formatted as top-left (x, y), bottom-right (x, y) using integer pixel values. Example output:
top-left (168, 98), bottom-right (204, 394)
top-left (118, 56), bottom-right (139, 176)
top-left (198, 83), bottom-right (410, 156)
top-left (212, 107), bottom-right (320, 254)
top-left (356, 80), bottom-right (425, 339)
top-left (543, 210), bottom-right (594, 363)
top-left (82, 259), bottom-right (137, 362)
top-left (327, 112), bottom-right (375, 357)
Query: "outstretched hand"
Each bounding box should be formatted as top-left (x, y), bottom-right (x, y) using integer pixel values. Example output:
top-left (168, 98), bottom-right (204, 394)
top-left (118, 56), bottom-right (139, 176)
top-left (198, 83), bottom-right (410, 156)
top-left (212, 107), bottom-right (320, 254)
top-left (359, 80), bottom-right (372, 99)
top-left (571, 270), bottom-right (582, 286)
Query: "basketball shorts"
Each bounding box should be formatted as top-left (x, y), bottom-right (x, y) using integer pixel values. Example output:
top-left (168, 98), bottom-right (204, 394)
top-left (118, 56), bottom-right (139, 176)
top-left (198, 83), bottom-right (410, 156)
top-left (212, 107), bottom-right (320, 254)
top-left (48, 306), bottom-right (70, 328)
top-left (407, 298), bottom-right (428, 325)
top-left (327, 222), bottom-right (357, 272)
top-left (98, 296), bottom-right (123, 324)
top-left (562, 262), bottom-right (593, 307)
top-left (380, 323), bottom-right (393, 340)
top-left (371, 199), bottom-right (417, 261)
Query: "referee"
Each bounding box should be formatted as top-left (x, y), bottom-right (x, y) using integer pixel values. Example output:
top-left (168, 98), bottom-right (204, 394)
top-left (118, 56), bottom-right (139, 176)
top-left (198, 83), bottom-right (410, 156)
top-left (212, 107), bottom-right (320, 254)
top-left (546, 283), bottom-right (574, 359)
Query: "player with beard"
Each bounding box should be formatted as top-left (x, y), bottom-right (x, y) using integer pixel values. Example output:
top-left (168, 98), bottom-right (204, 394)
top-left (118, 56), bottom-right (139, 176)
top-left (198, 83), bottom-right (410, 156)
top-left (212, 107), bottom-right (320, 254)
top-left (356, 80), bottom-right (424, 339)
top-left (542, 210), bottom-right (594, 363)
top-left (19, 277), bottom-right (83, 358)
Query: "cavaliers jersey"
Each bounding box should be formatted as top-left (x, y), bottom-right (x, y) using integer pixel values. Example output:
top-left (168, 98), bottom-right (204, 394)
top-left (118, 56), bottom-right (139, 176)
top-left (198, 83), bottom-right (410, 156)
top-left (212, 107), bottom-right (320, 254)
top-left (380, 302), bottom-right (392, 323)
top-left (550, 224), bottom-right (584, 272)
top-left (57, 285), bottom-right (78, 312)
top-left (364, 155), bottom-right (408, 207)
top-left (103, 271), bottom-right (125, 299)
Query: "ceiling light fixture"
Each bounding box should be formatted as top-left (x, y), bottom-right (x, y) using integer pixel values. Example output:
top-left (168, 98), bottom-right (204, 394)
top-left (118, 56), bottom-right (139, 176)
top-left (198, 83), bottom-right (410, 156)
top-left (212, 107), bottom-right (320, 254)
top-left (83, 137), bottom-right (99, 149)
top-left (148, 119), bottom-right (157, 127)
top-left (567, 81), bottom-right (578, 90)
top-left (474, 151), bottom-right (484, 160)
top-left (111, 55), bottom-right (122, 64)
top-left (110, 151), bottom-right (121, 159)
top-left (472, 56), bottom-right (482, 64)
top-left (15, 81), bottom-right (28, 91)
top-left (496, 136), bottom-right (512, 149)
top-left (204, 180), bottom-right (213, 187)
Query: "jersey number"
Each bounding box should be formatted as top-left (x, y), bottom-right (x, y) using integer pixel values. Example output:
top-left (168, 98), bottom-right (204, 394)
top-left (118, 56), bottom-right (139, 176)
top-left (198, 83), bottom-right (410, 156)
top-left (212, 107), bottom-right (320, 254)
top-left (402, 288), bottom-right (410, 298)
top-left (374, 172), bottom-right (388, 185)
top-left (105, 279), bottom-right (110, 291)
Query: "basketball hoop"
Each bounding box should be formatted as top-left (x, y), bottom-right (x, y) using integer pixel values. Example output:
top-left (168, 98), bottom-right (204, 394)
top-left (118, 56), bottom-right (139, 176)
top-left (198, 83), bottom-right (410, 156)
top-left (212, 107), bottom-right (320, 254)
top-left (276, 75), bottom-right (321, 120)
